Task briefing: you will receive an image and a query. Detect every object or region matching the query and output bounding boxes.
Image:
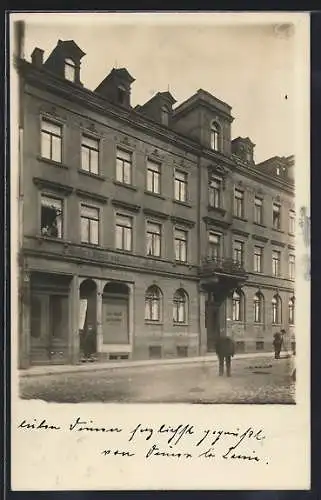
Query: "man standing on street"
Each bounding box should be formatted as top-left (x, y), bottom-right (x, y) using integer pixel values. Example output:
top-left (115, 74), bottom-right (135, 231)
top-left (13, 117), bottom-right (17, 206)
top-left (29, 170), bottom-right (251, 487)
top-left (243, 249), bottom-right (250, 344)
top-left (215, 336), bottom-right (235, 377)
top-left (273, 331), bottom-right (283, 359)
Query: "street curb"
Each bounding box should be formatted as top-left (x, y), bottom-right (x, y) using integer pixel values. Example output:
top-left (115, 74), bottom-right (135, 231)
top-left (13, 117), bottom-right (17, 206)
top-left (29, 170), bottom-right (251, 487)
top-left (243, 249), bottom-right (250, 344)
top-left (19, 351), bottom-right (279, 378)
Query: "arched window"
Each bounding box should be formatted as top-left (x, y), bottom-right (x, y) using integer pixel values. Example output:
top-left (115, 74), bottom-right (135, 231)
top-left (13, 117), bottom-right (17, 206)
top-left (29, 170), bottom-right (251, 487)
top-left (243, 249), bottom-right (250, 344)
top-left (289, 296), bottom-right (295, 325)
top-left (272, 294), bottom-right (282, 324)
top-left (145, 286), bottom-right (162, 322)
top-left (254, 292), bottom-right (264, 323)
top-left (210, 121), bottom-right (221, 151)
top-left (232, 290), bottom-right (244, 321)
top-left (64, 58), bottom-right (76, 82)
top-left (173, 289), bottom-right (188, 323)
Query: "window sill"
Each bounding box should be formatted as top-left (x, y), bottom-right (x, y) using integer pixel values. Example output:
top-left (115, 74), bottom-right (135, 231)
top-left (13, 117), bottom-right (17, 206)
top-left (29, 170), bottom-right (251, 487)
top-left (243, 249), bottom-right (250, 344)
top-left (288, 232), bottom-right (295, 237)
top-left (144, 190), bottom-right (165, 200)
top-left (37, 235), bottom-right (70, 244)
top-left (174, 199), bottom-right (192, 208)
top-left (173, 260), bottom-right (189, 266)
top-left (145, 321), bottom-right (163, 326)
top-left (78, 169), bottom-right (106, 181)
top-left (173, 322), bottom-right (189, 327)
top-left (253, 222), bottom-right (266, 228)
top-left (37, 155), bottom-right (69, 169)
top-left (233, 216), bottom-right (248, 222)
top-left (80, 242), bottom-right (101, 249)
top-left (272, 228), bottom-right (285, 233)
top-left (113, 180), bottom-right (137, 191)
top-left (208, 205), bottom-right (226, 215)
top-left (114, 248), bottom-right (133, 255)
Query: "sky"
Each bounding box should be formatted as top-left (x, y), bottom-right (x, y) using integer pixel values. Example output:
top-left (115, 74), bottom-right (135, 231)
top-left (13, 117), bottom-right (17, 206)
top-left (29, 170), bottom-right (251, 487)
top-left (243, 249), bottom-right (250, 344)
top-left (17, 13), bottom-right (301, 164)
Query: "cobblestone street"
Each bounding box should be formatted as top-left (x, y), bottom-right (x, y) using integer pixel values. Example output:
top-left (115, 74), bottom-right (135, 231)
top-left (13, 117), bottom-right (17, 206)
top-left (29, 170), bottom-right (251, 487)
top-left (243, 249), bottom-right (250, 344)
top-left (19, 354), bottom-right (295, 404)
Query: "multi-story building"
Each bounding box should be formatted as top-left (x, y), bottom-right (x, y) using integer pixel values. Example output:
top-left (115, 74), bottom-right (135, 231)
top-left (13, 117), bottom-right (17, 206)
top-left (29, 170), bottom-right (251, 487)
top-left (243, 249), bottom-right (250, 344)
top-left (17, 39), bottom-right (295, 368)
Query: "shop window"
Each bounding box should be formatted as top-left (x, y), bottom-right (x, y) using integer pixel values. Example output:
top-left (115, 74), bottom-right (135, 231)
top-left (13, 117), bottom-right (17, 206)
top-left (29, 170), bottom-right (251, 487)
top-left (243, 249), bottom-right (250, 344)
top-left (149, 345), bottom-right (162, 359)
top-left (177, 345), bottom-right (188, 357)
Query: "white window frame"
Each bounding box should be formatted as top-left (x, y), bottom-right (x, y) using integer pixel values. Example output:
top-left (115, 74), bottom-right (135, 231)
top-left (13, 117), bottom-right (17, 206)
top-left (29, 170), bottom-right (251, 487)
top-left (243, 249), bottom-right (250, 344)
top-left (146, 159), bottom-right (161, 194)
top-left (115, 213), bottom-right (133, 252)
top-left (81, 134), bottom-right (100, 174)
top-left (174, 169), bottom-right (188, 202)
top-left (146, 221), bottom-right (162, 257)
top-left (254, 245), bottom-right (263, 273)
top-left (174, 227), bottom-right (188, 262)
top-left (64, 58), bottom-right (76, 82)
top-left (80, 204), bottom-right (100, 245)
top-left (40, 117), bottom-right (63, 163)
top-left (116, 148), bottom-right (133, 185)
top-left (173, 289), bottom-right (188, 324)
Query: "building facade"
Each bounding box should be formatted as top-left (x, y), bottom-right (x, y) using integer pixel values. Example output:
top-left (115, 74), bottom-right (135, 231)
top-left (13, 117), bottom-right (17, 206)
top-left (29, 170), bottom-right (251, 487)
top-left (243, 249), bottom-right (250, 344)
top-left (17, 40), bottom-right (295, 368)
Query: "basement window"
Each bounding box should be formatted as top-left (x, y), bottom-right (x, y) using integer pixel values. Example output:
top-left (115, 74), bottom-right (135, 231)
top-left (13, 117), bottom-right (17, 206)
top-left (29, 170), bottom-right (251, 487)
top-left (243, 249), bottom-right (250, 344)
top-left (41, 195), bottom-right (63, 238)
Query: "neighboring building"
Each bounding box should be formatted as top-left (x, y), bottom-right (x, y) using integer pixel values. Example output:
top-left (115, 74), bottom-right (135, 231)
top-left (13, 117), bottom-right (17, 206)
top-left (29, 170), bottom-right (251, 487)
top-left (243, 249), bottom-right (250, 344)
top-left (17, 40), bottom-right (295, 368)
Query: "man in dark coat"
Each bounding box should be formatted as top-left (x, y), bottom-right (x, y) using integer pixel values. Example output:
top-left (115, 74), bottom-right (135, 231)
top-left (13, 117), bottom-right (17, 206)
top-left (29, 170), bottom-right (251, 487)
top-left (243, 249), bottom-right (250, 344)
top-left (215, 336), bottom-right (235, 377)
top-left (273, 332), bottom-right (283, 359)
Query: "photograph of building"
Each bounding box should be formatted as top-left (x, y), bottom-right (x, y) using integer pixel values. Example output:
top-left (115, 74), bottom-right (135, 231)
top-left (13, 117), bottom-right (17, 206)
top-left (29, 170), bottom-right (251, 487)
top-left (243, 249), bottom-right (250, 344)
top-left (16, 33), bottom-right (296, 370)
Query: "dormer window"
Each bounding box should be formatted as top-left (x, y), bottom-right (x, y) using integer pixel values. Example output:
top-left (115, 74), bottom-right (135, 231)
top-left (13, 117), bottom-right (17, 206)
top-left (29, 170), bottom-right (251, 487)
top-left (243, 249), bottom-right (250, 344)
top-left (161, 106), bottom-right (169, 126)
top-left (210, 121), bottom-right (220, 151)
top-left (117, 85), bottom-right (126, 105)
top-left (64, 58), bottom-right (76, 82)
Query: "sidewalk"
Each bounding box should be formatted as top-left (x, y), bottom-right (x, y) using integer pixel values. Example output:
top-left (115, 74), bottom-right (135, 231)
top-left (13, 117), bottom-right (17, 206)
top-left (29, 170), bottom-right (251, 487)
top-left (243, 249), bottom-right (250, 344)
top-left (19, 351), bottom-right (282, 378)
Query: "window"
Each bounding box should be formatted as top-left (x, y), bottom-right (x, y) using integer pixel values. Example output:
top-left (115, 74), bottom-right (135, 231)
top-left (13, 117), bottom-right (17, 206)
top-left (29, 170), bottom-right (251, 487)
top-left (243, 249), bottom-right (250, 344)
top-left (254, 292), bottom-right (264, 323)
top-left (146, 160), bottom-right (161, 194)
top-left (116, 148), bottom-right (132, 185)
top-left (146, 222), bottom-right (161, 257)
top-left (289, 297), bottom-right (295, 324)
top-left (173, 289), bottom-right (188, 324)
top-left (80, 205), bottom-right (99, 245)
top-left (177, 345), bottom-right (188, 357)
top-left (256, 341), bottom-right (264, 351)
top-left (145, 286), bottom-right (162, 322)
top-left (174, 170), bottom-right (187, 202)
top-left (272, 294), bottom-right (282, 324)
top-left (208, 232), bottom-right (221, 260)
top-left (41, 195), bottom-right (63, 238)
top-left (209, 177), bottom-right (222, 208)
top-left (254, 246), bottom-right (263, 273)
top-left (117, 86), bottom-right (126, 105)
top-left (41, 119), bottom-right (62, 163)
top-left (161, 106), bottom-right (169, 126)
top-left (116, 214), bottom-right (133, 251)
top-left (149, 345), bottom-right (162, 359)
top-left (232, 290), bottom-right (243, 321)
top-left (234, 189), bottom-right (244, 218)
top-left (273, 203), bottom-right (281, 230)
top-left (272, 250), bottom-right (281, 277)
top-left (64, 58), bottom-right (76, 82)
top-left (289, 254), bottom-right (295, 280)
top-left (289, 210), bottom-right (295, 234)
top-left (254, 197), bottom-right (263, 224)
top-left (210, 122), bottom-right (220, 151)
top-left (81, 135), bottom-right (99, 174)
top-left (174, 228), bottom-right (188, 262)
top-left (233, 240), bottom-right (244, 266)
top-left (246, 150), bottom-right (252, 163)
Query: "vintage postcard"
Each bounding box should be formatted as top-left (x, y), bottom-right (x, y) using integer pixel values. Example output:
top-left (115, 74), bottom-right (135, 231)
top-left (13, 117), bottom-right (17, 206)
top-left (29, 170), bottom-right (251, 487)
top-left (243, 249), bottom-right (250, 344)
top-left (10, 11), bottom-right (310, 490)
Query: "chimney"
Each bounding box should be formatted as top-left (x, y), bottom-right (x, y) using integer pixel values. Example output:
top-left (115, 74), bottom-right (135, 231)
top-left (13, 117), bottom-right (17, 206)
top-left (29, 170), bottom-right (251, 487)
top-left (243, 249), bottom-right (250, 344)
top-left (31, 48), bottom-right (44, 68)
